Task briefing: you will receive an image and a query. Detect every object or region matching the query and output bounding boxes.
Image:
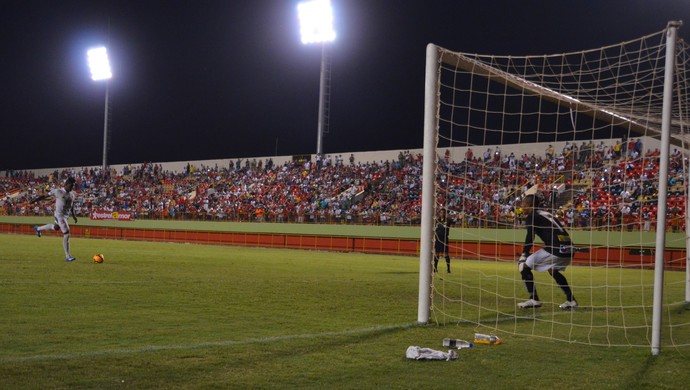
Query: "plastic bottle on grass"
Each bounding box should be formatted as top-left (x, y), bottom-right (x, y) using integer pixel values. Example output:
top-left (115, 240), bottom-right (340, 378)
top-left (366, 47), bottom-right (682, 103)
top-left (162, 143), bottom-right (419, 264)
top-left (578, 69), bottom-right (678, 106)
top-left (473, 333), bottom-right (503, 345)
top-left (442, 338), bottom-right (473, 349)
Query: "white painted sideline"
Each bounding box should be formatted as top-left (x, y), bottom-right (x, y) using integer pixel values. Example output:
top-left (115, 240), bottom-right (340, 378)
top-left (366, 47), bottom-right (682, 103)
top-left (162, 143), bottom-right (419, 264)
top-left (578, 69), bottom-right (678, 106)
top-left (0, 323), bottom-right (418, 364)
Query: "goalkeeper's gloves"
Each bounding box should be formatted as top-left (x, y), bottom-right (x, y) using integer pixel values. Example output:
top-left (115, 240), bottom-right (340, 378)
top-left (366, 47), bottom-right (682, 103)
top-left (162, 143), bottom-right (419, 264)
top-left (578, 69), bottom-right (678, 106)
top-left (518, 254), bottom-right (527, 272)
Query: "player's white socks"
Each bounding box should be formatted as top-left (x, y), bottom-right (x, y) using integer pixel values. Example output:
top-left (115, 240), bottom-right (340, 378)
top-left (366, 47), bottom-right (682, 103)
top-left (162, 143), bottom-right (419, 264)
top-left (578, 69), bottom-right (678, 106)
top-left (37, 224), bottom-right (54, 231)
top-left (62, 233), bottom-right (71, 258)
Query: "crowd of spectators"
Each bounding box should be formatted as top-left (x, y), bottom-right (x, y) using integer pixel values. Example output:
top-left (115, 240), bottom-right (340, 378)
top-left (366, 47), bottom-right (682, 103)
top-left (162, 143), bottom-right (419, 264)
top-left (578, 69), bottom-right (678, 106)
top-left (440, 138), bottom-right (686, 232)
top-left (2, 151), bottom-right (423, 225)
top-left (1, 138), bottom-right (687, 232)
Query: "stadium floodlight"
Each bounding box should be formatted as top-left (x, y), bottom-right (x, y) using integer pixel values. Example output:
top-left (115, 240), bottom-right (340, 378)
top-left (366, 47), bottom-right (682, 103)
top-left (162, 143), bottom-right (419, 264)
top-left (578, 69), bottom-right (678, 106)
top-left (87, 46), bottom-right (112, 174)
top-left (87, 47), bottom-right (112, 81)
top-left (298, 0), bottom-right (336, 44)
top-left (298, 0), bottom-right (335, 156)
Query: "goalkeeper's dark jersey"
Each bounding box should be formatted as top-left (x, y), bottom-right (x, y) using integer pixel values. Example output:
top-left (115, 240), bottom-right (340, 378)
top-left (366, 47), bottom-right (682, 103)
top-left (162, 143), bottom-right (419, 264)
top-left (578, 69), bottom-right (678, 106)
top-left (434, 217), bottom-right (452, 252)
top-left (522, 209), bottom-right (573, 258)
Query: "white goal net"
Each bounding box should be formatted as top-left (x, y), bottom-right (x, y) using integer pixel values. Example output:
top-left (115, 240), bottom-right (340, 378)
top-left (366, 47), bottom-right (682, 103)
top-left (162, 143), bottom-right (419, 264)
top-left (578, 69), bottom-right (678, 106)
top-left (419, 22), bottom-right (690, 354)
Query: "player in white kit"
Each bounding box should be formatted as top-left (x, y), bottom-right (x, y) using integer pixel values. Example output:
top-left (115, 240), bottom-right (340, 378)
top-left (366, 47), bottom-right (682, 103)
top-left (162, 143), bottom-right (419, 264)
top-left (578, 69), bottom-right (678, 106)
top-left (31, 177), bottom-right (78, 262)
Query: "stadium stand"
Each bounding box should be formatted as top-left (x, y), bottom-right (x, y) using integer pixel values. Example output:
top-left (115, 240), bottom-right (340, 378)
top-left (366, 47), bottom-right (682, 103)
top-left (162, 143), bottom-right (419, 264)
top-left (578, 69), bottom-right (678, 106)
top-left (1, 141), bottom-right (686, 231)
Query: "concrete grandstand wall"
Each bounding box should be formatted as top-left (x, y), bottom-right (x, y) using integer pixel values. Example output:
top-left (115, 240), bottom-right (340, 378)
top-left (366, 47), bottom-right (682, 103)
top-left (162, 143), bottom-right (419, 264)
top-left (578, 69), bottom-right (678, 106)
top-left (6, 136), bottom-right (663, 178)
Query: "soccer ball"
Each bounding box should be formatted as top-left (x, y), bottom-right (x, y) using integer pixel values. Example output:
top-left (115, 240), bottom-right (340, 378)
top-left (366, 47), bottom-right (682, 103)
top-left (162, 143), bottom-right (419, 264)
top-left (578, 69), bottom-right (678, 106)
top-left (93, 254), bottom-right (105, 263)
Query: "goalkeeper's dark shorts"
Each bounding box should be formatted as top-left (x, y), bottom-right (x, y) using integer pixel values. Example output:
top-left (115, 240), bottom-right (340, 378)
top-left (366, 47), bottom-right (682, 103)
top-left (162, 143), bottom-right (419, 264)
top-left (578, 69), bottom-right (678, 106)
top-left (435, 242), bottom-right (449, 253)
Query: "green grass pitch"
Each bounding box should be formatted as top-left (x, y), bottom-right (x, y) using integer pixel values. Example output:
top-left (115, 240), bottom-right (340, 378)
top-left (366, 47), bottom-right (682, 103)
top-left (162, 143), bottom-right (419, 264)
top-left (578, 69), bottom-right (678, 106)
top-left (1, 233), bottom-right (689, 389)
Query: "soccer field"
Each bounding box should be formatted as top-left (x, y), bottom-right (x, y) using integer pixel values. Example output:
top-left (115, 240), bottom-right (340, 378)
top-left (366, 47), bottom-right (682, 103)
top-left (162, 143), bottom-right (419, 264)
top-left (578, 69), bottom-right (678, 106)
top-left (1, 234), bottom-right (688, 389)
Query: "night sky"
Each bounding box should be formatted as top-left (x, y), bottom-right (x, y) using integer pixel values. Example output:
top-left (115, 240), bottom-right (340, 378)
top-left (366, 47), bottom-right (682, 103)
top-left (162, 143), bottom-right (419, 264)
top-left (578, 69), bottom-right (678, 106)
top-left (2, 1), bottom-right (688, 170)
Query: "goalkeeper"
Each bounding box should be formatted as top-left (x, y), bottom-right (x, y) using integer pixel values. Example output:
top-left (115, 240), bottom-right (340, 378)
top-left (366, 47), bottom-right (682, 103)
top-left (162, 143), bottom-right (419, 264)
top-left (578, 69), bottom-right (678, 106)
top-left (517, 194), bottom-right (577, 310)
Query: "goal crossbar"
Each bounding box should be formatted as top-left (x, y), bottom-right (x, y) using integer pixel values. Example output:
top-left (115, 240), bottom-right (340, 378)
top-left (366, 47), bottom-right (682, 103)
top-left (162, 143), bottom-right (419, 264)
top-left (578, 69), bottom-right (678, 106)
top-left (439, 44), bottom-right (689, 147)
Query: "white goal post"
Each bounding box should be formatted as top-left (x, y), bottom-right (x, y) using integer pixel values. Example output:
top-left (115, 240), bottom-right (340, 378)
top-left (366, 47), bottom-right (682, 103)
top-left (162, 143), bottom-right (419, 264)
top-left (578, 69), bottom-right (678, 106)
top-left (419, 22), bottom-right (689, 355)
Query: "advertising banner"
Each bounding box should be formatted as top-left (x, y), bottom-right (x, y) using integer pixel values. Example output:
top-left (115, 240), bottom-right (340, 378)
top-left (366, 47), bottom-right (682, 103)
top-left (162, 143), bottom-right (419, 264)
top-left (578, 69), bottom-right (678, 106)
top-left (90, 210), bottom-right (134, 221)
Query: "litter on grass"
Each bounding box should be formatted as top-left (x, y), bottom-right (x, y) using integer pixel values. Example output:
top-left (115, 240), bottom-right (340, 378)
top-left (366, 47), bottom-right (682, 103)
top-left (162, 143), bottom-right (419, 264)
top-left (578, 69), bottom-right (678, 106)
top-left (405, 346), bottom-right (457, 361)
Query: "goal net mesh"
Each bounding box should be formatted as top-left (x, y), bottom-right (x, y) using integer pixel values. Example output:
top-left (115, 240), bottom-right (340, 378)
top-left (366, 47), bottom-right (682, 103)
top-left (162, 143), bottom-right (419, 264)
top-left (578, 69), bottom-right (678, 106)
top-left (428, 25), bottom-right (690, 348)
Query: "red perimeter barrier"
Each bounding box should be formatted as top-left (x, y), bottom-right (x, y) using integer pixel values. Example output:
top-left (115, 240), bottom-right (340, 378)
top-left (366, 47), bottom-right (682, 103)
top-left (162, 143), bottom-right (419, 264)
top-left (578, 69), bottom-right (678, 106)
top-left (2, 223), bottom-right (685, 271)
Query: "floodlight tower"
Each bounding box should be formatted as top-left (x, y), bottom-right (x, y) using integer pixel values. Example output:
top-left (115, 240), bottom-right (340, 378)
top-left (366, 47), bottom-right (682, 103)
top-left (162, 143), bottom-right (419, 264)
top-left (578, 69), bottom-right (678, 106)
top-left (87, 46), bottom-right (113, 174)
top-left (298, 0), bottom-right (336, 156)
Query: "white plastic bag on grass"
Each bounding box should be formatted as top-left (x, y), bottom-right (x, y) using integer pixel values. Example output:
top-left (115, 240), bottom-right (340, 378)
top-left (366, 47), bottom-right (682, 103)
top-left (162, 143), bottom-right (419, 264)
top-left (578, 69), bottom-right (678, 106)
top-left (405, 346), bottom-right (457, 361)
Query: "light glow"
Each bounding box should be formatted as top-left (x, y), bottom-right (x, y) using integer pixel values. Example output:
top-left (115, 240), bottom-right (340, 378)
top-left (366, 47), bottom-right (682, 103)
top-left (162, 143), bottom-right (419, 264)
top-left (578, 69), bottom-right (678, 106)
top-left (87, 47), bottom-right (112, 81)
top-left (298, 0), bottom-right (336, 44)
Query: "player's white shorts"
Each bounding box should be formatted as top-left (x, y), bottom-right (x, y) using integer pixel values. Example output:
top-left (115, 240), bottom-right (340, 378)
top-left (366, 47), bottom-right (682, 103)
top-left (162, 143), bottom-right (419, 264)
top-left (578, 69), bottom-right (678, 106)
top-left (54, 216), bottom-right (70, 234)
top-left (526, 248), bottom-right (571, 272)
